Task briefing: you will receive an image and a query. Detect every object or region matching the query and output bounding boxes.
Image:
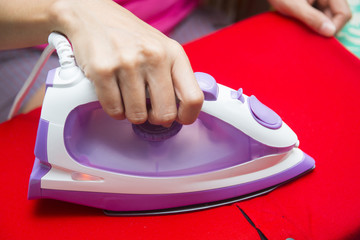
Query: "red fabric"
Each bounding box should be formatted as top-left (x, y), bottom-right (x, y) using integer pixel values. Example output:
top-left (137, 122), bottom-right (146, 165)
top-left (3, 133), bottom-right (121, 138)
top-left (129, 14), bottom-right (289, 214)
top-left (1, 12), bottom-right (360, 240)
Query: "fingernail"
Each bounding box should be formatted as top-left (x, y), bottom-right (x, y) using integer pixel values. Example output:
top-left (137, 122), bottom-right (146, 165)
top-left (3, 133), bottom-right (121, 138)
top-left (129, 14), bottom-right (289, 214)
top-left (320, 21), bottom-right (336, 37)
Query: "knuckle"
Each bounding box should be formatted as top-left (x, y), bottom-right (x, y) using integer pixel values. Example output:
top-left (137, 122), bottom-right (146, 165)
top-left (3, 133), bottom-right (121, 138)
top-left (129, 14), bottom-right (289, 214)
top-left (178, 92), bottom-right (204, 125)
top-left (168, 39), bottom-right (184, 54)
top-left (143, 44), bottom-right (167, 63)
top-left (160, 112), bottom-right (177, 124)
top-left (346, 11), bottom-right (352, 21)
top-left (126, 111), bottom-right (148, 124)
top-left (88, 61), bottom-right (118, 79)
top-left (151, 111), bottom-right (177, 125)
top-left (106, 106), bottom-right (125, 120)
top-left (184, 91), bottom-right (204, 109)
top-left (168, 38), bottom-right (182, 48)
top-left (119, 55), bottom-right (139, 71)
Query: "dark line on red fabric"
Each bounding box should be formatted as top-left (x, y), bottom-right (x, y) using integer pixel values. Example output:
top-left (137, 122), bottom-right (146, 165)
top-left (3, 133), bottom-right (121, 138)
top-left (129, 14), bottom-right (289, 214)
top-left (236, 205), bottom-right (268, 240)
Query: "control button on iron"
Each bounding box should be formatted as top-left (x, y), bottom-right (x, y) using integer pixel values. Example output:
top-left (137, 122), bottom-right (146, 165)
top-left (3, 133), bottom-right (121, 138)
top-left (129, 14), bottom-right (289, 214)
top-left (248, 95), bottom-right (282, 129)
top-left (194, 72), bottom-right (218, 101)
top-left (231, 88), bottom-right (245, 103)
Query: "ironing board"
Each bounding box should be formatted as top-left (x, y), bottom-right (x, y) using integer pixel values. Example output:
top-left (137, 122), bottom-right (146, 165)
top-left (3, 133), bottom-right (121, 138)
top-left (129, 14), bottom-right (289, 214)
top-left (1, 12), bottom-right (359, 240)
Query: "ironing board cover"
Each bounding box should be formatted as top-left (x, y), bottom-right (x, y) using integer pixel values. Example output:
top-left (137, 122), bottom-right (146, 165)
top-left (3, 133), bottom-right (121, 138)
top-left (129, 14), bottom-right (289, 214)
top-left (1, 12), bottom-right (359, 240)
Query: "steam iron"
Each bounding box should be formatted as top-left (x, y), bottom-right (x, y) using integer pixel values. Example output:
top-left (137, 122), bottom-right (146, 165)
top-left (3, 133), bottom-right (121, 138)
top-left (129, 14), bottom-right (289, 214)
top-left (28, 33), bottom-right (315, 215)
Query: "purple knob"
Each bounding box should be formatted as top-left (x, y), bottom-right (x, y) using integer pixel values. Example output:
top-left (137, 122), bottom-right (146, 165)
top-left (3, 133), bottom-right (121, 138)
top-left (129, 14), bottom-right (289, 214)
top-left (248, 95), bottom-right (282, 129)
top-left (132, 121), bottom-right (183, 142)
top-left (194, 72), bottom-right (218, 101)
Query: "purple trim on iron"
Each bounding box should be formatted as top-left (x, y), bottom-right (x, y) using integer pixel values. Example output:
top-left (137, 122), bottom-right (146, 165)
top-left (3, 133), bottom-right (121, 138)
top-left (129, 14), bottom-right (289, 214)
top-left (63, 103), bottom-right (293, 177)
top-left (28, 158), bottom-right (51, 199)
top-left (45, 68), bottom-right (56, 88)
top-left (248, 95), bottom-right (282, 129)
top-left (132, 121), bottom-right (183, 142)
top-left (29, 118), bottom-right (51, 199)
top-left (34, 118), bottom-right (49, 164)
top-left (39, 153), bottom-right (315, 212)
top-left (194, 72), bottom-right (218, 101)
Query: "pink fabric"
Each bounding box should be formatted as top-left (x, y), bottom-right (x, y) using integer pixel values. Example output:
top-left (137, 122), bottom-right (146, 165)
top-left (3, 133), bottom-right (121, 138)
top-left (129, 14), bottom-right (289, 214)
top-left (115, 0), bottom-right (200, 34)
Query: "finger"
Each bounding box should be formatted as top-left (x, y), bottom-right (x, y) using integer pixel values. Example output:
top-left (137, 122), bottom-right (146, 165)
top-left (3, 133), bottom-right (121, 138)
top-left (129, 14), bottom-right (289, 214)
top-left (322, 7), bottom-right (333, 19)
top-left (92, 75), bottom-right (125, 120)
top-left (118, 68), bottom-right (148, 124)
top-left (307, 0), bottom-right (316, 5)
top-left (146, 65), bottom-right (177, 126)
top-left (170, 45), bottom-right (204, 125)
top-left (283, 1), bottom-right (336, 37)
top-left (329, 0), bottom-right (352, 33)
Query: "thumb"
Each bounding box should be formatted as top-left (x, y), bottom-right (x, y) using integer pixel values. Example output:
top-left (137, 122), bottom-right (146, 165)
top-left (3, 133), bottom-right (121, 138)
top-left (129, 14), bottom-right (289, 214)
top-left (299, 5), bottom-right (336, 37)
top-left (275, 1), bottom-right (337, 37)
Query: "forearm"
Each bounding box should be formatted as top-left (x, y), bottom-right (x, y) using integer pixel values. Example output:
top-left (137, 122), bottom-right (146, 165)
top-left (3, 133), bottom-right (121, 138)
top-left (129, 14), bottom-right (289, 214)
top-left (0, 0), bottom-right (103, 49)
top-left (0, 0), bottom-right (140, 50)
top-left (0, 0), bottom-right (204, 125)
top-left (0, 0), bottom-right (57, 49)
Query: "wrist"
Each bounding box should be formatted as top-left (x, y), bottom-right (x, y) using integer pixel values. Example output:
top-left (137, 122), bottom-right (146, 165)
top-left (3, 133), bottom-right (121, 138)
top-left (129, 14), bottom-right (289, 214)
top-left (48, 0), bottom-right (81, 39)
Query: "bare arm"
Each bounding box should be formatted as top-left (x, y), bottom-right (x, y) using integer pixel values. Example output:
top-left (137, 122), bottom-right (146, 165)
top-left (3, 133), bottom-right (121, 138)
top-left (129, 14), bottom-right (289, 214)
top-left (0, 0), bottom-right (58, 49)
top-left (0, 0), bottom-right (204, 125)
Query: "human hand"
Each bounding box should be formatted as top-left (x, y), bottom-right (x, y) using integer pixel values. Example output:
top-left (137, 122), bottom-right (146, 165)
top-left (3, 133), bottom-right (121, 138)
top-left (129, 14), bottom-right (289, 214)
top-left (50, 0), bottom-right (204, 126)
top-left (268, 0), bottom-right (352, 37)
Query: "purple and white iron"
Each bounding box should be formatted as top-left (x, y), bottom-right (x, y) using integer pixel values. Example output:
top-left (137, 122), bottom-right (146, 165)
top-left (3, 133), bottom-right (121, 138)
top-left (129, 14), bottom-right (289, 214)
top-left (28, 33), bottom-right (315, 215)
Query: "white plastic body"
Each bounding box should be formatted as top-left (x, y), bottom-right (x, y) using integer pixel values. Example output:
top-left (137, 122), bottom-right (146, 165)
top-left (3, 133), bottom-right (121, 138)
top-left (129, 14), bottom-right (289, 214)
top-left (39, 67), bottom-right (303, 194)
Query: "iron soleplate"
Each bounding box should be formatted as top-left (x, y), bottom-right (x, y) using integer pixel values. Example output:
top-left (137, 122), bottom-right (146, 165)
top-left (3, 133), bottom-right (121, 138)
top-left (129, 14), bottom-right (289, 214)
top-left (103, 166), bottom-right (315, 216)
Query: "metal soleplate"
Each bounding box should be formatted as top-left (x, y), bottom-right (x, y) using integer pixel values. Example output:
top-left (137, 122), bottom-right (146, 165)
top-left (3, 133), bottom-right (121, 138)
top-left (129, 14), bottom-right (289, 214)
top-left (103, 166), bottom-right (315, 216)
top-left (103, 186), bottom-right (277, 216)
